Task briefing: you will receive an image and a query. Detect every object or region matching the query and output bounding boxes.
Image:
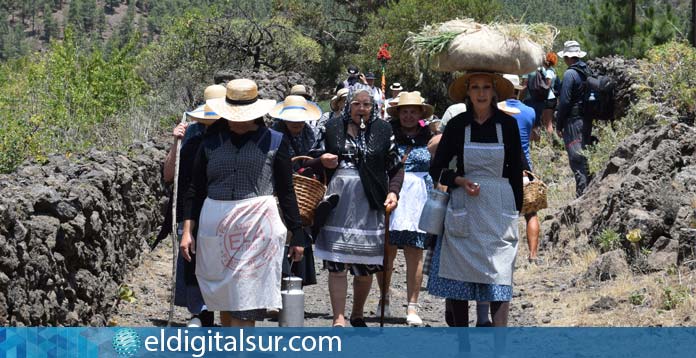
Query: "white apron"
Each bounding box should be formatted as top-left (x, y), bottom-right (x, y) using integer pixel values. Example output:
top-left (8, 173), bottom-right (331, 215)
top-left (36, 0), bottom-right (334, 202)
top-left (196, 196), bottom-right (286, 311)
top-left (389, 172), bottom-right (429, 233)
top-left (438, 123), bottom-right (519, 285)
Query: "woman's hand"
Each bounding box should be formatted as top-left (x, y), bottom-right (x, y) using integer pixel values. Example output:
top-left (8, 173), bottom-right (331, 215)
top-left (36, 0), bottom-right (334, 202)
top-left (384, 192), bottom-right (398, 212)
top-left (320, 153), bottom-right (339, 169)
top-left (288, 246), bottom-right (305, 262)
top-left (180, 230), bottom-right (196, 262)
top-left (172, 122), bottom-right (188, 139)
top-left (455, 176), bottom-right (480, 197)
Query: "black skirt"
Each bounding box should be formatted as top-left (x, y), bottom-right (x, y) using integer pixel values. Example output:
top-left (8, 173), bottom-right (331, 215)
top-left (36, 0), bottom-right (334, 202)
top-left (282, 244), bottom-right (317, 286)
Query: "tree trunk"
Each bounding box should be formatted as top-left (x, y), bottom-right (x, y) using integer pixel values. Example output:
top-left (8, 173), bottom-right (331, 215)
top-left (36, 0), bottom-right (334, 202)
top-left (630, 0), bottom-right (636, 49)
top-left (692, 0), bottom-right (696, 46)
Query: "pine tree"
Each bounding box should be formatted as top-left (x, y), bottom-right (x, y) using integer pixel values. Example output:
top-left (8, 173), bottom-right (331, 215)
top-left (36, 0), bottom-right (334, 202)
top-left (43, 3), bottom-right (58, 40)
top-left (95, 5), bottom-right (106, 39)
top-left (67, 0), bottom-right (82, 30)
top-left (583, 0), bottom-right (676, 58)
top-left (79, 0), bottom-right (97, 32)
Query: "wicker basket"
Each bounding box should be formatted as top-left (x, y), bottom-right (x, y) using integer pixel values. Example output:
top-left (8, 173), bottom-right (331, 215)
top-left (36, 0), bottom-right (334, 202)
top-left (292, 156), bottom-right (327, 226)
top-left (521, 170), bottom-right (548, 214)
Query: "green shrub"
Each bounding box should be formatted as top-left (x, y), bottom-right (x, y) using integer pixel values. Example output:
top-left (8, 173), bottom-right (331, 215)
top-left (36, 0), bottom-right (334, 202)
top-left (597, 228), bottom-right (621, 252)
top-left (660, 285), bottom-right (689, 310)
top-left (0, 27), bottom-right (147, 173)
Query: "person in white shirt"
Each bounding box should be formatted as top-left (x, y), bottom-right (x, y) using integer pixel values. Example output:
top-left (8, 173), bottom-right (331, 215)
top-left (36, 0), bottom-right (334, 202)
top-left (365, 72), bottom-right (384, 117)
top-left (383, 83), bottom-right (404, 120)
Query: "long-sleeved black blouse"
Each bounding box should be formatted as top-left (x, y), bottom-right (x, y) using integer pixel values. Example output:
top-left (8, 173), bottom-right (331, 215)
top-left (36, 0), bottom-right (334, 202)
top-left (429, 109), bottom-right (525, 211)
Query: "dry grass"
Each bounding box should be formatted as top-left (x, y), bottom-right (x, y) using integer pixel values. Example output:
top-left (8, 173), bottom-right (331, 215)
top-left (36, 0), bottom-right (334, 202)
top-left (514, 138), bottom-right (696, 327)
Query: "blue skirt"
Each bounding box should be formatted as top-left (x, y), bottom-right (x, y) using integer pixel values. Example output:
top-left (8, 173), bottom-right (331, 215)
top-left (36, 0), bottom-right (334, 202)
top-left (389, 230), bottom-right (428, 249)
top-left (427, 235), bottom-right (513, 302)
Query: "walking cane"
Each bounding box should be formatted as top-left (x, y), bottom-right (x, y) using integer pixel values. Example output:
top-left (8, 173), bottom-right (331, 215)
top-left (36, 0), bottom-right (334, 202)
top-left (167, 112), bottom-right (187, 327)
top-left (380, 205), bottom-right (393, 327)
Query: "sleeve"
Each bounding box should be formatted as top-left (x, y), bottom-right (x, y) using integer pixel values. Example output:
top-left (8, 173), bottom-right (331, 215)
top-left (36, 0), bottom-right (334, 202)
top-left (273, 136), bottom-right (307, 247)
top-left (556, 69), bottom-right (577, 130)
top-left (504, 120), bottom-right (524, 212)
top-left (429, 117), bottom-right (464, 188)
top-left (183, 142), bottom-right (208, 221)
top-left (384, 133), bottom-right (405, 196)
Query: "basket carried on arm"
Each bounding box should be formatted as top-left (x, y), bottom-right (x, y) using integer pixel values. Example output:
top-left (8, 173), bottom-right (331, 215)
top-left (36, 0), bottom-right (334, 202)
top-left (521, 170), bottom-right (548, 214)
top-left (291, 156), bottom-right (327, 226)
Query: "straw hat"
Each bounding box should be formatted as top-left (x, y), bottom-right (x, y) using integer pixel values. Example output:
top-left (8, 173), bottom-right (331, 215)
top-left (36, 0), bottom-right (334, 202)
top-left (186, 84), bottom-right (227, 124)
top-left (330, 88), bottom-right (349, 112)
top-left (502, 74), bottom-right (524, 91)
top-left (290, 84), bottom-right (312, 100)
top-left (497, 101), bottom-right (521, 115)
top-left (207, 79), bottom-right (276, 122)
top-left (386, 91), bottom-right (433, 119)
top-left (557, 40), bottom-right (587, 59)
top-left (204, 84), bottom-right (226, 100)
top-left (448, 71), bottom-right (514, 103)
top-left (269, 95), bottom-right (322, 122)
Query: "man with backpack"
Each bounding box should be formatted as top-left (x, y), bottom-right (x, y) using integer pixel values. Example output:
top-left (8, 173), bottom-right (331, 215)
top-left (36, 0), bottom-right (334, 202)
top-left (556, 40), bottom-right (592, 198)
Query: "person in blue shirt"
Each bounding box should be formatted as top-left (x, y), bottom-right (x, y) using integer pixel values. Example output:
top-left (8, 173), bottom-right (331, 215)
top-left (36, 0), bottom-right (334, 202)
top-left (556, 40), bottom-right (592, 197)
top-left (501, 74), bottom-right (540, 264)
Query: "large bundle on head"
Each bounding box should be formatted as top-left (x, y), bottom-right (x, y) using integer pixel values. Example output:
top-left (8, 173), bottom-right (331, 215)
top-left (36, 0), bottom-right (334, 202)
top-left (408, 19), bottom-right (557, 75)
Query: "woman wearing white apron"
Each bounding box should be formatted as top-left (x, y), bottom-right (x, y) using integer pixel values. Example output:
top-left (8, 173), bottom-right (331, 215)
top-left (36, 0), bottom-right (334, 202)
top-left (428, 72), bottom-right (525, 327)
top-left (375, 92), bottom-right (434, 326)
top-left (181, 79), bottom-right (306, 327)
top-left (312, 87), bottom-right (403, 327)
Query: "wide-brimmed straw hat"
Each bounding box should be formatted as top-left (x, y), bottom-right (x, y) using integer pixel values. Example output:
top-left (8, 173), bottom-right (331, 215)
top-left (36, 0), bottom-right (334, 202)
top-left (557, 40), bottom-right (587, 59)
top-left (448, 71), bottom-right (514, 103)
top-left (387, 91), bottom-right (434, 119)
top-left (207, 79), bottom-right (276, 122)
top-left (330, 88), bottom-right (350, 111)
top-left (290, 84), bottom-right (312, 100)
top-left (497, 101), bottom-right (521, 115)
top-left (186, 84), bottom-right (226, 124)
top-left (269, 95), bottom-right (322, 122)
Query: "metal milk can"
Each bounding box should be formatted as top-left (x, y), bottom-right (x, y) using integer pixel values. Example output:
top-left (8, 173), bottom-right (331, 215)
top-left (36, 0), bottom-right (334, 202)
top-left (418, 189), bottom-right (450, 236)
top-left (279, 276), bottom-right (304, 327)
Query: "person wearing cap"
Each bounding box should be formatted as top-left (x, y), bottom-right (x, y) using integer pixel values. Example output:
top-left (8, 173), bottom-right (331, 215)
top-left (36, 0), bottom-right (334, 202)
top-left (181, 79), bottom-right (306, 327)
top-left (317, 88), bottom-right (349, 131)
top-left (269, 95), bottom-right (324, 286)
top-left (499, 75), bottom-right (539, 265)
top-left (339, 65), bottom-right (361, 91)
top-left (160, 84), bottom-right (226, 327)
top-left (312, 88), bottom-right (404, 327)
top-left (364, 72), bottom-right (384, 117)
top-left (428, 72), bottom-right (523, 327)
top-left (374, 91), bottom-right (433, 326)
top-left (557, 40), bottom-right (591, 197)
top-left (383, 83), bottom-right (404, 120)
top-left (289, 84), bottom-right (313, 101)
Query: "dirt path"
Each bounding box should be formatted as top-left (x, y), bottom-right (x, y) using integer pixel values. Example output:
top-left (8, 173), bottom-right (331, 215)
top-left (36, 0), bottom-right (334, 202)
top-left (110, 237), bottom-right (550, 327)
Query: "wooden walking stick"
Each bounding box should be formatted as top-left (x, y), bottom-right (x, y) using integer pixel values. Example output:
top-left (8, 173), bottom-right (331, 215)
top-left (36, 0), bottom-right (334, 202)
top-left (167, 112), bottom-right (187, 327)
top-left (380, 205), bottom-right (393, 327)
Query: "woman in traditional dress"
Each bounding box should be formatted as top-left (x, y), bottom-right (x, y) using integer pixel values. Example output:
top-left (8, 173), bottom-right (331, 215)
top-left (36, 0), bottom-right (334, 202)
top-left (375, 91), bottom-right (433, 326)
top-left (269, 95), bottom-right (323, 286)
top-left (162, 84), bottom-right (226, 327)
top-left (181, 79), bottom-right (305, 327)
top-left (428, 72), bottom-right (524, 327)
top-left (313, 86), bottom-right (404, 327)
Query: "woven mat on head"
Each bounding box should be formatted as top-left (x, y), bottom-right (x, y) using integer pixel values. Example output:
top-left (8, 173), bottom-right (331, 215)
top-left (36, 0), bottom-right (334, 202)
top-left (408, 19), bottom-right (557, 75)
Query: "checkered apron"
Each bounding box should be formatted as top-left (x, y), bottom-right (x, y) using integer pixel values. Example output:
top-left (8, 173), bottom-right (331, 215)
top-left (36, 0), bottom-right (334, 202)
top-left (438, 123), bottom-right (519, 285)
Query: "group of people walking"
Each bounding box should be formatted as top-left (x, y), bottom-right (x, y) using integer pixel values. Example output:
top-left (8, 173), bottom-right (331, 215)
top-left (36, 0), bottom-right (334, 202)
top-left (162, 39), bottom-right (596, 328)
